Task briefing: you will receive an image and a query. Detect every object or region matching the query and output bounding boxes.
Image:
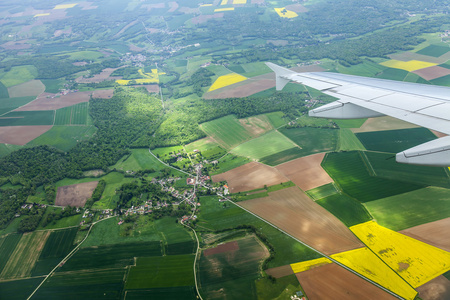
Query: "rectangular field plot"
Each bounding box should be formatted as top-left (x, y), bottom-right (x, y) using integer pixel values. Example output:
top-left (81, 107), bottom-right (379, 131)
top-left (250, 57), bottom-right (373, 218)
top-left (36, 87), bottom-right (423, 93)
top-left (125, 255), bottom-right (195, 289)
top-left (322, 151), bottom-right (424, 202)
top-left (40, 227), bottom-right (78, 259)
top-left (416, 44), bottom-right (450, 57)
top-left (364, 151), bottom-right (450, 188)
top-left (0, 277), bottom-right (44, 300)
top-left (199, 236), bottom-right (268, 300)
top-left (279, 127), bottom-right (338, 156)
top-left (27, 125), bottom-right (96, 151)
top-left (231, 131), bottom-right (296, 160)
top-left (0, 96), bottom-right (37, 115)
top-left (0, 233), bottom-right (22, 274)
top-left (365, 187), bottom-right (450, 231)
top-left (0, 110), bottom-right (54, 126)
top-left (200, 115), bottom-right (253, 149)
top-left (54, 102), bottom-right (88, 125)
top-left (338, 128), bottom-right (365, 151)
top-left (125, 286), bottom-right (197, 300)
top-left (265, 111), bottom-right (286, 128)
top-left (34, 268), bottom-right (126, 300)
top-left (355, 128), bottom-right (437, 153)
top-left (306, 183), bottom-right (338, 200)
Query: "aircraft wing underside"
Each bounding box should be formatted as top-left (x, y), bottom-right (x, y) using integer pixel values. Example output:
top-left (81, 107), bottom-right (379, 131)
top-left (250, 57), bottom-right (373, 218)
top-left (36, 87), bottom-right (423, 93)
top-left (266, 62), bottom-right (450, 167)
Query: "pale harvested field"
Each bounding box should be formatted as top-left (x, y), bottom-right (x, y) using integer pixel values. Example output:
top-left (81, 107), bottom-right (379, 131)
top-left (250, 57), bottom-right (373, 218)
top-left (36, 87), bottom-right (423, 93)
top-left (8, 80), bottom-right (45, 97)
top-left (239, 187), bottom-right (364, 255)
top-left (75, 67), bottom-right (122, 83)
top-left (400, 218), bottom-right (450, 251)
top-left (413, 65), bottom-right (450, 80)
top-left (352, 116), bottom-right (419, 133)
top-left (92, 89), bottom-right (114, 99)
top-left (285, 4), bottom-right (308, 12)
top-left (416, 276), bottom-right (450, 300)
top-left (212, 162), bottom-right (289, 193)
top-left (239, 115), bottom-right (273, 136)
top-left (0, 125), bottom-right (52, 145)
top-left (56, 181), bottom-right (99, 207)
top-left (296, 263), bottom-right (398, 300)
top-left (265, 264), bottom-right (293, 278)
top-left (275, 153), bottom-right (333, 191)
top-left (0, 231), bottom-right (50, 280)
top-left (16, 91), bottom-right (92, 111)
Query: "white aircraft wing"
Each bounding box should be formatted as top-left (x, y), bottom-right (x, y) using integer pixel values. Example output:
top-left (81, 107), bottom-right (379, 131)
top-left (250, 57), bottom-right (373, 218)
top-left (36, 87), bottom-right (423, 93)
top-left (266, 62), bottom-right (450, 167)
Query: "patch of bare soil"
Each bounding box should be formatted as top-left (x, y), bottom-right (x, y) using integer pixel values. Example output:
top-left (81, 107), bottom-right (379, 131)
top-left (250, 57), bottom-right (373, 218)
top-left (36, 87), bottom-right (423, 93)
top-left (203, 241), bottom-right (239, 256)
top-left (417, 276), bottom-right (450, 300)
top-left (15, 91), bottom-right (92, 111)
top-left (413, 66), bottom-right (450, 80)
top-left (55, 181), bottom-right (99, 207)
top-left (0, 125), bottom-right (52, 145)
top-left (265, 264), bottom-right (293, 278)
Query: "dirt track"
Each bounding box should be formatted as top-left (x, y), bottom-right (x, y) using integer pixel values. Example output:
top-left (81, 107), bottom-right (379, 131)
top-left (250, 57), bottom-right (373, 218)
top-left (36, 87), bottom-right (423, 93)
top-left (239, 187), bottom-right (364, 255)
top-left (212, 162), bottom-right (289, 193)
top-left (296, 263), bottom-right (397, 300)
top-left (275, 153), bottom-right (333, 191)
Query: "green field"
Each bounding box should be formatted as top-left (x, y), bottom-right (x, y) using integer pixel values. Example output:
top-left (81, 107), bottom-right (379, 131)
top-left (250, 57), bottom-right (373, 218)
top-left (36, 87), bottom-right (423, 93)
top-left (199, 236), bottom-right (266, 299)
top-left (336, 60), bottom-right (387, 77)
top-left (294, 115), bottom-right (335, 127)
top-left (255, 274), bottom-right (303, 300)
top-left (0, 110), bottom-right (54, 126)
top-left (258, 147), bottom-right (303, 166)
top-left (231, 131), bottom-right (296, 160)
top-left (185, 137), bottom-right (219, 153)
top-left (0, 277), bottom-right (43, 300)
top-left (0, 65), bottom-right (38, 88)
top-left (338, 128), bottom-right (366, 151)
top-left (0, 234), bottom-right (22, 273)
top-left (322, 151), bottom-right (425, 202)
top-left (54, 102), bottom-right (89, 125)
top-left (0, 143), bottom-right (23, 158)
top-left (0, 96), bottom-right (36, 115)
top-left (0, 82), bottom-right (9, 98)
top-left (210, 154), bottom-right (251, 175)
top-left (265, 111), bottom-right (286, 128)
top-left (278, 127), bottom-right (338, 157)
top-left (240, 62), bottom-right (272, 77)
top-left (355, 128), bottom-right (437, 153)
top-left (364, 187), bottom-right (450, 231)
top-left (416, 44), bottom-right (450, 57)
top-left (41, 79), bottom-right (63, 93)
top-left (112, 148), bottom-right (175, 174)
top-left (306, 183), bottom-right (339, 200)
top-left (28, 126), bottom-right (96, 151)
top-left (333, 118), bottom-right (366, 128)
top-left (154, 217), bottom-right (195, 253)
top-left (198, 195), bottom-right (321, 268)
top-left (34, 268), bottom-right (126, 300)
top-left (126, 255), bottom-right (195, 289)
top-left (364, 151), bottom-right (450, 188)
top-left (316, 193), bottom-right (372, 227)
top-left (201, 115), bottom-right (253, 149)
top-left (375, 67), bottom-right (409, 81)
top-left (125, 286), bottom-right (197, 300)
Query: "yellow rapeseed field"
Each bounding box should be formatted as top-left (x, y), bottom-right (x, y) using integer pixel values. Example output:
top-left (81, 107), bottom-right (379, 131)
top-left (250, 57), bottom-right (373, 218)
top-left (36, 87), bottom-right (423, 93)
top-left (214, 7), bottom-right (235, 12)
top-left (331, 247), bottom-right (417, 300)
top-left (290, 257), bottom-right (331, 273)
top-left (233, 0), bottom-right (247, 4)
top-left (380, 60), bottom-right (437, 72)
top-left (200, 4), bottom-right (213, 6)
top-left (220, 0), bottom-right (228, 5)
top-left (53, 3), bottom-right (77, 9)
top-left (116, 69), bottom-right (165, 85)
top-left (34, 13), bottom-right (50, 17)
top-left (274, 8), bottom-right (298, 19)
top-left (208, 73), bottom-right (246, 91)
top-left (351, 221), bottom-right (450, 288)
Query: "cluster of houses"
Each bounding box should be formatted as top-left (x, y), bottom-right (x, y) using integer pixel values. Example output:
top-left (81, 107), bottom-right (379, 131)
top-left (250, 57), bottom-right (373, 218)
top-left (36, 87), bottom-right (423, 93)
top-left (121, 53), bottom-right (147, 67)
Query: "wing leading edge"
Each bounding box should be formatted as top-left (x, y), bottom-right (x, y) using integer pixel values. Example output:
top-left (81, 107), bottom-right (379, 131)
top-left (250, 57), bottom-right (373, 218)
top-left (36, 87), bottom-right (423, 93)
top-left (266, 62), bottom-right (450, 167)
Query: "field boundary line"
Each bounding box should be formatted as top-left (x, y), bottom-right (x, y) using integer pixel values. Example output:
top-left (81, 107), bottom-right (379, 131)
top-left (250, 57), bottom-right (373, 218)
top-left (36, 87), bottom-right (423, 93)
top-left (27, 216), bottom-right (113, 300)
top-left (225, 198), bottom-right (407, 300)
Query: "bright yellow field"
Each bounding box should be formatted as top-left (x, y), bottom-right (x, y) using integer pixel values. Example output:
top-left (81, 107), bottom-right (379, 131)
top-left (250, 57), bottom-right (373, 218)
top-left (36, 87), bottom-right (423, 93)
top-left (208, 73), bottom-right (246, 91)
top-left (34, 13), bottom-right (50, 17)
top-left (215, 7), bottom-right (235, 12)
top-left (233, 0), bottom-right (247, 4)
top-left (200, 4), bottom-right (213, 6)
top-left (380, 60), bottom-right (437, 72)
top-left (54, 3), bottom-right (77, 9)
top-left (291, 257), bottom-right (331, 273)
top-left (351, 221), bottom-right (450, 288)
top-left (331, 247), bottom-right (417, 300)
top-left (220, 0), bottom-right (228, 5)
top-left (274, 8), bottom-right (298, 18)
top-left (117, 69), bottom-right (165, 85)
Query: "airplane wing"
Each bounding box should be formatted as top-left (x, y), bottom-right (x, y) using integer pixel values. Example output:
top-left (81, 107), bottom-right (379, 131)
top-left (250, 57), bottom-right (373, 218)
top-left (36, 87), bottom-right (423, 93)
top-left (266, 62), bottom-right (450, 167)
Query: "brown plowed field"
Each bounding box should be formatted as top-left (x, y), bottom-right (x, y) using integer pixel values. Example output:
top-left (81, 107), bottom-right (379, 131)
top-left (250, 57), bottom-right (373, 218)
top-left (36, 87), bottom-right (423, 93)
top-left (15, 91), bottom-right (92, 111)
top-left (389, 51), bottom-right (450, 64)
top-left (75, 67), bottom-right (123, 83)
top-left (352, 116), bottom-right (419, 133)
top-left (265, 264), bottom-right (293, 278)
top-left (275, 153), bottom-right (333, 191)
top-left (212, 162), bottom-right (289, 193)
top-left (416, 275), bottom-right (450, 300)
top-left (0, 125), bottom-right (52, 145)
top-left (203, 241), bottom-right (239, 256)
top-left (92, 89), bottom-right (114, 99)
top-left (55, 181), bottom-right (99, 207)
top-left (400, 218), bottom-right (450, 252)
top-left (296, 263), bottom-right (397, 300)
top-left (239, 187), bottom-right (363, 255)
top-left (413, 66), bottom-right (450, 80)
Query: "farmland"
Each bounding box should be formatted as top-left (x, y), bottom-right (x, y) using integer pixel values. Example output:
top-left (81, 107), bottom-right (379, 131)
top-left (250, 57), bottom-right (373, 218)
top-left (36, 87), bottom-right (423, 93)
top-left (54, 102), bottom-right (89, 125)
top-left (27, 125), bottom-right (97, 151)
top-left (199, 236), bottom-right (268, 299)
top-left (279, 127), bottom-right (339, 157)
top-left (355, 127), bottom-right (437, 153)
top-left (55, 181), bottom-right (99, 207)
top-left (352, 116), bottom-right (419, 133)
top-left (322, 151), bottom-right (424, 202)
top-left (338, 128), bottom-right (366, 151)
top-left (0, 65), bottom-right (38, 88)
top-left (275, 153), bottom-right (333, 191)
top-left (200, 115), bottom-right (253, 149)
top-left (306, 183), bottom-right (338, 200)
top-left (7, 80), bottom-right (45, 98)
top-left (112, 148), bottom-right (172, 173)
top-left (239, 187), bottom-right (364, 255)
top-left (316, 194), bottom-right (372, 227)
top-left (364, 187), bottom-right (450, 231)
top-left (0, 110), bottom-right (54, 126)
top-left (0, 96), bottom-right (36, 115)
top-left (231, 131), bottom-right (297, 161)
top-left (208, 73), bottom-right (247, 91)
top-left (380, 59), bottom-right (437, 71)
top-left (209, 153), bottom-right (251, 175)
top-left (265, 111), bottom-right (286, 128)
top-left (400, 218), bottom-right (450, 252)
top-left (0, 234), bottom-right (22, 273)
top-left (416, 44), bottom-right (450, 57)
top-left (125, 287), bottom-right (197, 300)
top-left (351, 221), bottom-right (450, 288)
